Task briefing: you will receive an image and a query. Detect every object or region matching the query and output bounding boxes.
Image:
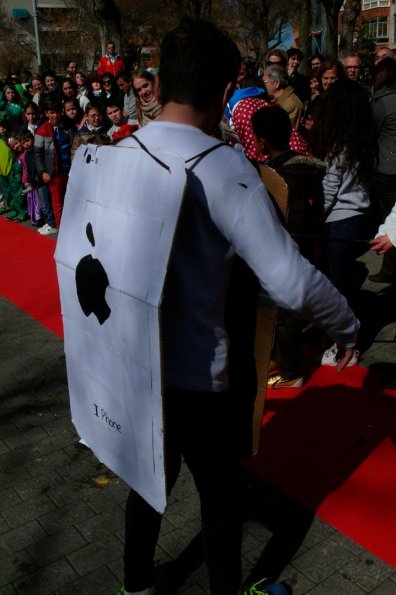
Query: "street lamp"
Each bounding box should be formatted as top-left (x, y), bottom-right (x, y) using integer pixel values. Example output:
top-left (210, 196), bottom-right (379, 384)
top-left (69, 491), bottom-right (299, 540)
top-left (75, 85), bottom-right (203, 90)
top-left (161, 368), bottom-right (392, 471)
top-left (31, 0), bottom-right (43, 72)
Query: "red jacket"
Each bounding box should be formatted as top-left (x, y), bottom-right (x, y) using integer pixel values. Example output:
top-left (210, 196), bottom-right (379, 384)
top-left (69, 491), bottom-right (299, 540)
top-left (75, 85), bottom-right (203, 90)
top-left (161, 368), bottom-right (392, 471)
top-left (97, 55), bottom-right (124, 77)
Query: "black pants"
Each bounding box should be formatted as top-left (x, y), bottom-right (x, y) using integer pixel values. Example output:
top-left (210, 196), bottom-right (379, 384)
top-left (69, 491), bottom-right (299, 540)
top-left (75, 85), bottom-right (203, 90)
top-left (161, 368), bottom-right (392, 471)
top-left (123, 389), bottom-right (243, 595)
top-left (274, 308), bottom-right (305, 379)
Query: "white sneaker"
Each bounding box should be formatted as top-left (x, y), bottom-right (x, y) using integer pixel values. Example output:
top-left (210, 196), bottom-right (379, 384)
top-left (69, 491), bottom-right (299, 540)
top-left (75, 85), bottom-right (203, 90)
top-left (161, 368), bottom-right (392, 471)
top-left (38, 223), bottom-right (50, 234)
top-left (40, 225), bottom-right (57, 236)
top-left (321, 343), bottom-right (359, 367)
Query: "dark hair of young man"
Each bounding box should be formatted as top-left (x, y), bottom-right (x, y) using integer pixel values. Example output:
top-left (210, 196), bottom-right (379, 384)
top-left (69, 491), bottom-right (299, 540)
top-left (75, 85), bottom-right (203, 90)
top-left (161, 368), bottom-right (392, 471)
top-left (43, 70), bottom-right (58, 80)
top-left (287, 48), bottom-right (304, 61)
top-left (20, 130), bottom-right (34, 142)
top-left (252, 106), bottom-right (291, 152)
top-left (105, 100), bottom-right (123, 111)
top-left (115, 71), bottom-right (129, 82)
top-left (84, 101), bottom-right (105, 115)
top-left (43, 98), bottom-right (62, 112)
top-left (159, 18), bottom-right (241, 109)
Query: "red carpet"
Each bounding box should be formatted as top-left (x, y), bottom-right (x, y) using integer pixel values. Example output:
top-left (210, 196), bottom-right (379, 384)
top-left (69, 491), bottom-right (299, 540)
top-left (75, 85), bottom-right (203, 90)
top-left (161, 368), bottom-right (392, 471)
top-left (0, 217), bottom-right (62, 337)
top-left (1, 216), bottom-right (395, 569)
top-left (244, 363), bottom-right (396, 568)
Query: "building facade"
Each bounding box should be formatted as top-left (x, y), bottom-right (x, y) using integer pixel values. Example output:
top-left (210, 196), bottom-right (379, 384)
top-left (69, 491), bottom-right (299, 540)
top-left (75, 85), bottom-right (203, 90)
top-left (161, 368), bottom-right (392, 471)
top-left (359, 0), bottom-right (395, 53)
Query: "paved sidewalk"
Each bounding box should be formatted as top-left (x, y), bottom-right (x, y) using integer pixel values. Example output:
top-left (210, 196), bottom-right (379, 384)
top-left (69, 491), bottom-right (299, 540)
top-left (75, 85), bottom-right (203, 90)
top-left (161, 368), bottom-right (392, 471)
top-left (0, 249), bottom-right (395, 595)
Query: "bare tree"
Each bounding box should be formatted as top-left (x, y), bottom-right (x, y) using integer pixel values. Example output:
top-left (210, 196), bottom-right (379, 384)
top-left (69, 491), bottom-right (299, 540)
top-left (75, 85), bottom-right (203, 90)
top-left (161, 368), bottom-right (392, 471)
top-left (119, 0), bottom-right (178, 67)
top-left (339, 0), bottom-right (361, 58)
top-left (298, 0), bottom-right (312, 74)
top-left (171, 0), bottom-right (213, 19)
top-left (0, 1), bottom-right (37, 74)
top-left (234, 0), bottom-right (297, 64)
top-left (92, 0), bottom-right (122, 52)
top-left (35, 4), bottom-right (100, 72)
top-left (320, 0), bottom-right (344, 57)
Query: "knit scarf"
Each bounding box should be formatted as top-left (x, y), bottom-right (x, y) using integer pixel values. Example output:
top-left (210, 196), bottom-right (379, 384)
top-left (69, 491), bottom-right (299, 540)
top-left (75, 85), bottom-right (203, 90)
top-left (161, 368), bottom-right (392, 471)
top-left (137, 97), bottom-right (162, 127)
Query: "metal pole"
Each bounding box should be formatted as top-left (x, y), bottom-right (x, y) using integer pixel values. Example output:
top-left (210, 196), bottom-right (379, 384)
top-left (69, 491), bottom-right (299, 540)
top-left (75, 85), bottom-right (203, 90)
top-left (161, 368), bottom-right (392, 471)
top-left (31, 0), bottom-right (43, 72)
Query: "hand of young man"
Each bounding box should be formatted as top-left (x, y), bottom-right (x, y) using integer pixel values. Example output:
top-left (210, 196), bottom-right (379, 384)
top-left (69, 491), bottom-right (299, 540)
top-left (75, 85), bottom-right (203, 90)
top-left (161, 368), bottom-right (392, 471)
top-left (369, 235), bottom-right (394, 255)
top-left (336, 346), bottom-right (356, 372)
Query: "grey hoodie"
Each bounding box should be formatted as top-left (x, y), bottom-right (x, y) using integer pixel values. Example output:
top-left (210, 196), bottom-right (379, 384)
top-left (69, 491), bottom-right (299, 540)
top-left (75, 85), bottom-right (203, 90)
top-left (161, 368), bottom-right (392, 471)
top-left (323, 153), bottom-right (370, 223)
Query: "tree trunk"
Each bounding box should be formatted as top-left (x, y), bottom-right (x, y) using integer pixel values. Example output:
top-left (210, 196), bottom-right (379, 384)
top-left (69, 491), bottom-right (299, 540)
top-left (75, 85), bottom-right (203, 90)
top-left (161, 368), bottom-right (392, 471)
top-left (92, 0), bottom-right (122, 53)
top-left (321, 0), bottom-right (343, 57)
top-left (299, 0), bottom-right (311, 74)
top-left (257, 30), bottom-right (269, 64)
top-left (191, 0), bottom-right (212, 18)
top-left (339, 0), bottom-right (361, 58)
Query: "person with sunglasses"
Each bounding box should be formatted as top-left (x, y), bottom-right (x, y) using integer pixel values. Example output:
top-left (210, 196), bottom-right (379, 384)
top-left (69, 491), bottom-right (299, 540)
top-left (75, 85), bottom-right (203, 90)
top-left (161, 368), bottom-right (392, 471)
top-left (101, 73), bottom-right (123, 104)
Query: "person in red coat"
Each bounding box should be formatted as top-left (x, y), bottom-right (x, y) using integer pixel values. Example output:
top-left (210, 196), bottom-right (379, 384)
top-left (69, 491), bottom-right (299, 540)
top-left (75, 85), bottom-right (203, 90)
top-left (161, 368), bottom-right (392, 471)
top-left (97, 41), bottom-right (123, 78)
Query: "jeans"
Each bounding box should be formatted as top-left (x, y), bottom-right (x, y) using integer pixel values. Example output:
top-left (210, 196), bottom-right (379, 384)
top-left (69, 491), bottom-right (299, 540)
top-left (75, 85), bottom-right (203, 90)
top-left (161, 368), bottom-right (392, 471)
top-left (37, 185), bottom-right (55, 228)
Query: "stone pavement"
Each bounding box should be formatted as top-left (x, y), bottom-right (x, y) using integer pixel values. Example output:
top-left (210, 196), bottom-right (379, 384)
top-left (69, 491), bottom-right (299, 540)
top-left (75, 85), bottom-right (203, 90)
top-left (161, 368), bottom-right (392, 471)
top-left (1, 245), bottom-right (396, 595)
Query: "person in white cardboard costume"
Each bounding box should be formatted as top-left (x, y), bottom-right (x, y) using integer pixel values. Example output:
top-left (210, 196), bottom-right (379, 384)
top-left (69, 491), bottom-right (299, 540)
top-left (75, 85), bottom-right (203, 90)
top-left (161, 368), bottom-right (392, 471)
top-left (57, 19), bottom-right (359, 595)
top-left (116, 19), bottom-right (359, 595)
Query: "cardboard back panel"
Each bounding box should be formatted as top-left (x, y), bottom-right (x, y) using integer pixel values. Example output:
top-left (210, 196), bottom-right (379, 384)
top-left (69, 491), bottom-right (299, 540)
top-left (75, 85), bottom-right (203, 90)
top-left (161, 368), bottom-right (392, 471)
top-left (55, 143), bottom-right (186, 513)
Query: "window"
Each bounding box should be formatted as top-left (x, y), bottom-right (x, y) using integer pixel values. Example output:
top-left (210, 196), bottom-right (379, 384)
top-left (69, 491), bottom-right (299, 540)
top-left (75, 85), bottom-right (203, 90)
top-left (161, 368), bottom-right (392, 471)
top-left (362, 0), bottom-right (389, 9)
top-left (363, 17), bottom-right (389, 42)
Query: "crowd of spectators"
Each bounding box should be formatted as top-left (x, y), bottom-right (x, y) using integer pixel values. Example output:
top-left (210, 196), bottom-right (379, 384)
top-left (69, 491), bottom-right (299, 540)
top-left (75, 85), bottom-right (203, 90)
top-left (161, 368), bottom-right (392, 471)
top-left (0, 40), bottom-right (395, 388)
top-left (0, 42), bottom-right (161, 234)
top-left (221, 45), bottom-right (396, 387)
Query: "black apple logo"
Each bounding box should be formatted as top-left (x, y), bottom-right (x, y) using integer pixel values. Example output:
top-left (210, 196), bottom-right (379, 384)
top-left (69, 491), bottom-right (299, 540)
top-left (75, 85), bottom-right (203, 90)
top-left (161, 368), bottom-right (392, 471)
top-left (75, 223), bottom-right (111, 325)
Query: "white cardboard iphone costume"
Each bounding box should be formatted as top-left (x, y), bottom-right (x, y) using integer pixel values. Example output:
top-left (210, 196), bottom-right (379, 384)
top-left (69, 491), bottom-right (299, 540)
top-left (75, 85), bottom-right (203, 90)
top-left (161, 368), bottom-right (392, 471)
top-left (55, 143), bottom-right (186, 513)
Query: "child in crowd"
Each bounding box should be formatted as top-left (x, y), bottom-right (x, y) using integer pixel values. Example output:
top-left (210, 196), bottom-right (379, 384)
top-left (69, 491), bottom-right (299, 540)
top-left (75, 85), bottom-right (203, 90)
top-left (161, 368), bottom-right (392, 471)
top-left (4, 136), bottom-right (27, 221)
top-left (252, 106), bottom-right (325, 388)
top-left (77, 101), bottom-right (109, 135)
top-left (19, 105), bottom-right (55, 234)
top-left (21, 101), bottom-right (42, 135)
top-left (63, 97), bottom-right (85, 131)
top-left (106, 101), bottom-right (138, 140)
top-left (75, 71), bottom-right (90, 106)
top-left (0, 85), bottom-right (24, 132)
top-left (34, 99), bottom-right (72, 230)
top-left (0, 117), bottom-right (12, 214)
top-left (88, 74), bottom-right (106, 105)
top-left (19, 131), bottom-right (42, 225)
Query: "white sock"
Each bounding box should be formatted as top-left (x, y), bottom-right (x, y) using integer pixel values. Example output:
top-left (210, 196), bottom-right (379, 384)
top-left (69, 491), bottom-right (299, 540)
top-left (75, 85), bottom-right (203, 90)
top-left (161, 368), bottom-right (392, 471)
top-left (124, 589), bottom-right (151, 595)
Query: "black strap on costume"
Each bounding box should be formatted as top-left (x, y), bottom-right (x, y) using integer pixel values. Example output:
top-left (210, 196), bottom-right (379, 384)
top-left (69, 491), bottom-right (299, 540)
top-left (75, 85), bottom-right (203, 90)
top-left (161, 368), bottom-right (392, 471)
top-left (185, 142), bottom-right (226, 170)
top-left (130, 134), bottom-right (171, 172)
top-left (129, 135), bottom-right (226, 172)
